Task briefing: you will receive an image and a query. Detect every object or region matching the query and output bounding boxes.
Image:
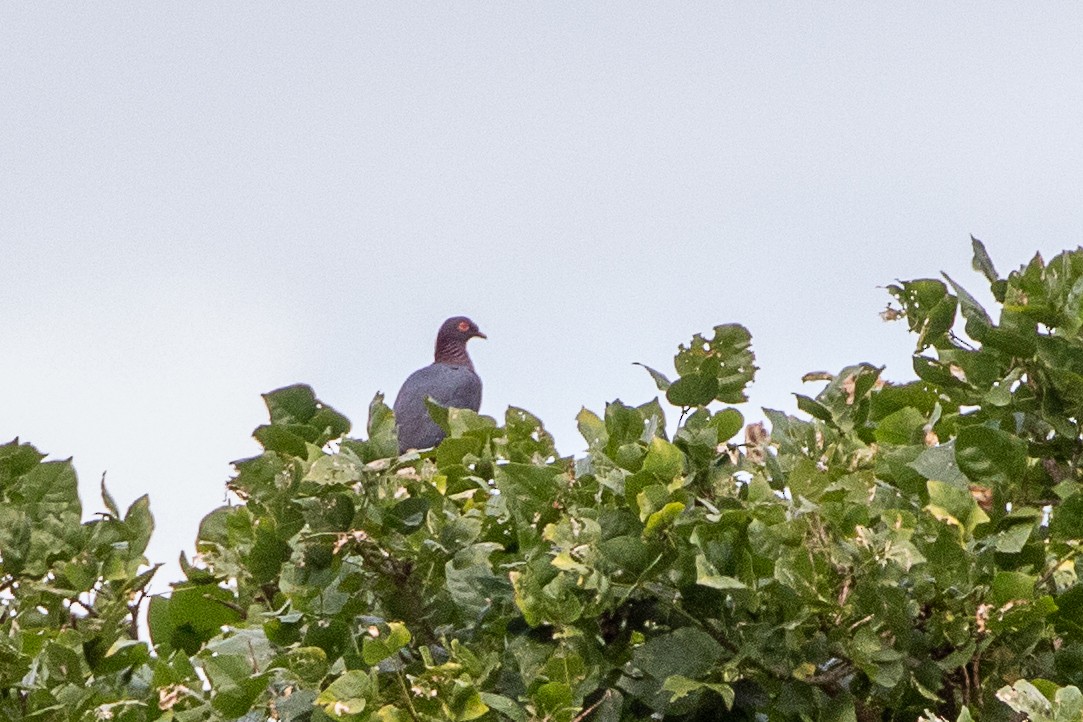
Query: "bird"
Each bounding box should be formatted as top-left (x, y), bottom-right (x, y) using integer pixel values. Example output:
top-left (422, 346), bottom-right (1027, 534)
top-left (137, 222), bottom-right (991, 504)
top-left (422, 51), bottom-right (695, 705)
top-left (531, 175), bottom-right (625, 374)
top-left (393, 316), bottom-right (486, 452)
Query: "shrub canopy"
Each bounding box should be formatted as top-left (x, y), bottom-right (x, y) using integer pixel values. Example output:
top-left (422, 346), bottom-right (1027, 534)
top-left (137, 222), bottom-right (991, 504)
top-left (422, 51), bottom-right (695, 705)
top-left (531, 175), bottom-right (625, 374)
top-left (2, 239), bottom-right (1082, 722)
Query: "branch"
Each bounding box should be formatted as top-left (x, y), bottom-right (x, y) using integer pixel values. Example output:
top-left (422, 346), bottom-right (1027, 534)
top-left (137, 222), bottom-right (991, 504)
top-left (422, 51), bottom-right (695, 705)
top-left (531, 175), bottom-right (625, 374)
top-left (69, 597), bottom-right (100, 618)
top-left (205, 594), bottom-right (247, 618)
top-left (573, 689), bottom-right (615, 721)
top-left (803, 660), bottom-right (854, 688)
top-left (128, 588), bottom-right (150, 639)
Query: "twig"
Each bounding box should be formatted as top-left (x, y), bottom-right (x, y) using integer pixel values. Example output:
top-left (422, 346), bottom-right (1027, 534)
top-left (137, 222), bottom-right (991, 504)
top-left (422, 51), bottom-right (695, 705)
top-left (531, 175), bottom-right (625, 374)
top-left (205, 594), bottom-right (246, 618)
top-left (804, 660), bottom-right (854, 688)
top-left (1037, 547), bottom-right (1080, 589)
top-left (396, 670), bottom-right (421, 722)
top-left (573, 689), bottom-right (614, 722)
top-left (971, 653), bottom-right (981, 701)
top-left (848, 614), bottom-right (874, 632)
top-left (70, 597), bottom-right (100, 618)
top-left (128, 588), bottom-right (150, 639)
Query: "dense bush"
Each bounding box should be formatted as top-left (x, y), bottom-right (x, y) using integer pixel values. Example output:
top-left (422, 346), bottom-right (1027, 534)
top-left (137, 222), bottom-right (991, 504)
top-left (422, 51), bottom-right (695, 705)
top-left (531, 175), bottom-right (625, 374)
top-left (2, 239), bottom-right (1082, 721)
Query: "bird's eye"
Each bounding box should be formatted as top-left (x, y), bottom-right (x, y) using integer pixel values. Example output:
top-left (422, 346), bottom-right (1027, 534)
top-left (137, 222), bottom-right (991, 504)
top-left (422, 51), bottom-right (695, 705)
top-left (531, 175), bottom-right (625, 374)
top-left (457, 321), bottom-right (471, 332)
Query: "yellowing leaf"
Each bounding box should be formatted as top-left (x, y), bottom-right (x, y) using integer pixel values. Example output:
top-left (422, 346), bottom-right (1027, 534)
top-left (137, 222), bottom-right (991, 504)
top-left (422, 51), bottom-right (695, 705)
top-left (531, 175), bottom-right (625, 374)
top-left (644, 502), bottom-right (685, 537)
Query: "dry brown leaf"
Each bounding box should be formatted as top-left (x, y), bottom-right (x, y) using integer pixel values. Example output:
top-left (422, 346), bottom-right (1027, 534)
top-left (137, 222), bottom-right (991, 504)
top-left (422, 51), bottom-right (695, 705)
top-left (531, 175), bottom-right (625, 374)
top-left (880, 305), bottom-right (905, 322)
top-left (842, 375), bottom-right (857, 405)
top-left (968, 484), bottom-right (994, 513)
top-left (745, 422), bottom-right (768, 446)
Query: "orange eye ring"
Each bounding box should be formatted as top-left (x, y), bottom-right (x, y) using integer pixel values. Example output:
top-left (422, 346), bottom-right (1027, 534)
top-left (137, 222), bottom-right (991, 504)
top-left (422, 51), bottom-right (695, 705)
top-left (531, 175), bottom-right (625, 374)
top-left (457, 321), bottom-right (471, 332)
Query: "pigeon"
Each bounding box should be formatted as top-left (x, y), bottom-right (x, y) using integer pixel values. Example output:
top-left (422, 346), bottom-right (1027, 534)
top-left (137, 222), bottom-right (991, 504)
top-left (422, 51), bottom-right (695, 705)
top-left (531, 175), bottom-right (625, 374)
top-left (393, 316), bottom-right (486, 452)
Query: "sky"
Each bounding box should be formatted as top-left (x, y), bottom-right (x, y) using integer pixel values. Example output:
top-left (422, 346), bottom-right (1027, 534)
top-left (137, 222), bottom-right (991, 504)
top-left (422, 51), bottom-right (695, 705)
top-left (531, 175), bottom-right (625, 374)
top-left (2, 4), bottom-right (1081, 592)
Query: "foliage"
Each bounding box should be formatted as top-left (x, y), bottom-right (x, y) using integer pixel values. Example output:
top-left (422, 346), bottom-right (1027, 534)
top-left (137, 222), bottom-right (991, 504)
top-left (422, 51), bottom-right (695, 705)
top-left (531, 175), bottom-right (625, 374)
top-left (2, 239), bottom-right (1083, 721)
top-left (0, 441), bottom-right (157, 719)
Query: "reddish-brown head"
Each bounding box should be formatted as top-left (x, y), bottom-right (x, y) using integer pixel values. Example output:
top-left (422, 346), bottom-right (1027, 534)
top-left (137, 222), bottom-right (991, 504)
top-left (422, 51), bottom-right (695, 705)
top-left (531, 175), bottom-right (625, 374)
top-left (434, 316), bottom-right (486, 365)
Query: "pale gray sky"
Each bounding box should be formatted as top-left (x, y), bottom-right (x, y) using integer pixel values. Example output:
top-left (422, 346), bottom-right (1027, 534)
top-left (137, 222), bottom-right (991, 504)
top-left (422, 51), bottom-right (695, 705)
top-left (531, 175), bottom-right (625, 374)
top-left (3, 4), bottom-right (1080, 587)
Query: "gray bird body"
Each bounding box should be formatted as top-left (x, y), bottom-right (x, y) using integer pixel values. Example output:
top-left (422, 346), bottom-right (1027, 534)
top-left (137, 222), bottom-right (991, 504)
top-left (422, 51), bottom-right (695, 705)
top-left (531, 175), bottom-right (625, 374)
top-left (393, 363), bottom-right (481, 451)
top-left (393, 317), bottom-right (485, 452)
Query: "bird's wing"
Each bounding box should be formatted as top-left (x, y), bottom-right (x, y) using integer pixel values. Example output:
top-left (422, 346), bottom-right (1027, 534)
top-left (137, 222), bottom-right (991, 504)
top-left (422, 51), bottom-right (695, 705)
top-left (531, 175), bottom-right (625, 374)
top-left (393, 366), bottom-right (443, 450)
top-left (433, 364), bottom-right (482, 411)
top-left (392, 364), bottom-right (482, 452)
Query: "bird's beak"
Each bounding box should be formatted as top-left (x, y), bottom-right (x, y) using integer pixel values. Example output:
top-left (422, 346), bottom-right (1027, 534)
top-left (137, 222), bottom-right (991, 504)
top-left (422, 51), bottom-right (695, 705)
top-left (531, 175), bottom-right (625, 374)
top-left (475, 330), bottom-right (487, 340)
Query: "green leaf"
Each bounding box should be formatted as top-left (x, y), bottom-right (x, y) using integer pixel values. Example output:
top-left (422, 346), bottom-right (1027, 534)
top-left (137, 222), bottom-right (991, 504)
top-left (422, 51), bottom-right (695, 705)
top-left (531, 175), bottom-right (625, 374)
top-left (997, 679), bottom-right (1054, 721)
top-left (887, 278), bottom-right (958, 347)
top-left (576, 408), bottom-right (607, 447)
top-left (644, 502), bottom-right (685, 537)
top-left (283, 646), bottom-right (329, 684)
top-left (633, 627), bottom-right (725, 682)
top-left (709, 407), bottom-right (744, 442)
top-left (910, 441), bottom-right (968, 486)
top-left (873, 406), bottom-right (926, 445)
top-left (667, 373), bottom-right (718, 407)
top-left (478, 693), bottom-right (528, 722)
top-left (386, 496), bottom-right (428, 534)
top-left (445, 406), bottom-right (498, 439)
top-left (450, 687), bottom-right (489, 721)
top-left (446, 542), bottom-right (506, 619)
top-left (317, 670), bottom-right (374, 717)
top-left (943, 273), bottom-right (993, 328)
top-left (1054, 685), bottom-right (1083, 722)
top-left (849, 626), bottom-right (905, 688)
top-left (0, 438), bottom-right (46, 482)
top-left (94, 639), bottom-right (151, 675)
top-left (1037, 336), bottom-right (1083, 406)
top-left (795, 394), bottom-right (834, 423)
top-left (641, 437), bottom-right (684, 481)
top-left (635, 362), bottom-right (672, 391)
top-left (0, 506), bottom-right (31, 575)
top-left (151, 585), bottom-right (243, 654)
top-left (990, 571), bottom-right (1036, 606)
top-left (533, 682), bottom-right (574, 722)
top-left (504, 406), bottom-right (558, 461)
top-left (926, 480), bottom-right (989, 537)
top-left (196, 506), bottom-right (231, 547)
top-left (995, 519), bottom-right (1036, 553)
top-left (695, 555), bottom-right (746, 590)
top-left (605, 401), bottom-right (645, 446)
top-left (362, 622), bottom-right (412, 666)
top-left (662, 675), bottom-right (735, 708)
top-left (100, 478), bottom-right (120, 518)
top-left (1050, 494), bottom-right (1083, 541)
top-left (204, 656), bottom-right (270, 719)
top-left (365, 393), bottom-right (399, 460)
top-left (673, 324), bottom-right (757, 404)
top-left (258, 385), bottom-right (350, 449)
top-left (253, 424), bottom-right (309, 457)
top-left (598, 535), bottom-right (654, 576)
top-left (310, 406), bottom-right (351, 442)
top-left (955, 425), bottom-right (1026, 487)
top-left (304, 453), bottom-right (363, 487)
top-left (15, 460), bottom-right (83, 575)
top-left (298, 493), bottom-right (356, 535)
top-left (913, 356), bottom-right (970, 389)
top-left (276, 691), bottom-right (320, 721)
top-left (123, 494), bottom-right (154, 558)
top-left (935, 641), bottom-right (977, 672)
top-left (972, 235), bottom-right (1000, 284)
top-left (249, 527), bottom-right (291, 584)
top-left (264, 384), bottom-right (320, 425)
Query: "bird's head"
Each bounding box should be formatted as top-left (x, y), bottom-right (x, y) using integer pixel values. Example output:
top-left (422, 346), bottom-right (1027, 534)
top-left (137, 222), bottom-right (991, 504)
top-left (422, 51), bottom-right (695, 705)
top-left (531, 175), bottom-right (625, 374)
top-left (433, 316), bottom-right (486, 365)
top-left (439, 316), bottom-right (487, 344)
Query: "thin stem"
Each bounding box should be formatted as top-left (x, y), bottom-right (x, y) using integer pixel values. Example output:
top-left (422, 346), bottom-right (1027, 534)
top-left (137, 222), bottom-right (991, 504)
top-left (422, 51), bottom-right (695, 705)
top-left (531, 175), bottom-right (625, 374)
top-left (396, 670), bottom-right (421, 722)
top-left (573, 689), bottom-right (614, 721)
